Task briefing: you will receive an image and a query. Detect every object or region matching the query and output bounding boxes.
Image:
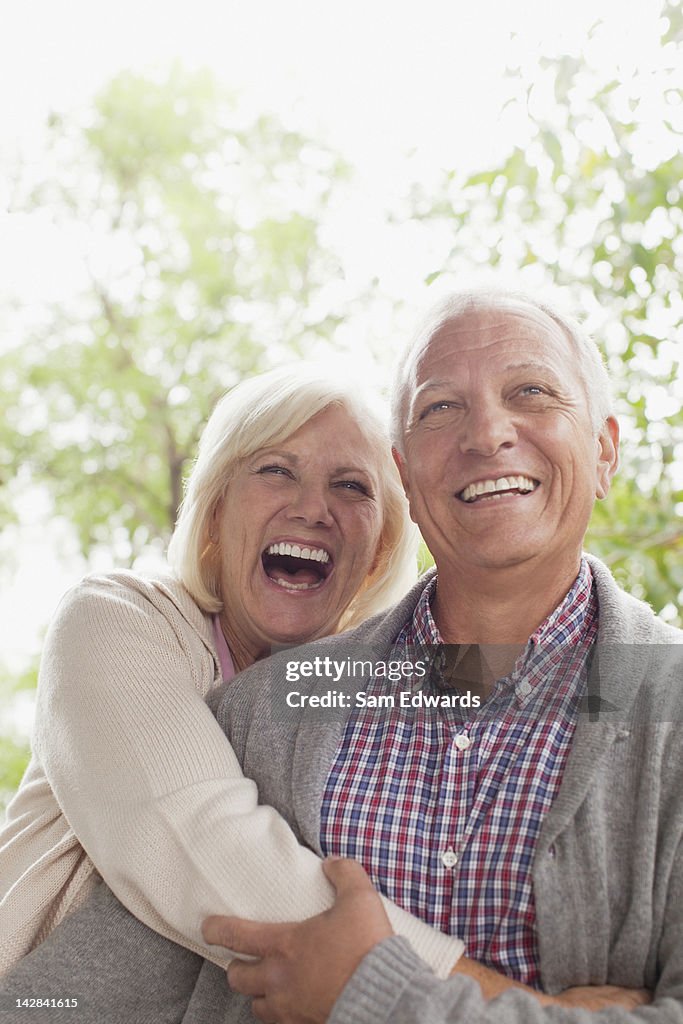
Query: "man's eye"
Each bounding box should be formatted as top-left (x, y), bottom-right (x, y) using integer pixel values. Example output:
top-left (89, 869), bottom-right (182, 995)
top-left (420, 401), bottom-right (457, 419)
top-left (519, 385), bottom-right (547, 396)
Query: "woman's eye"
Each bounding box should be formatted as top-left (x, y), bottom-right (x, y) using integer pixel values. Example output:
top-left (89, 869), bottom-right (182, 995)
top-left (334, 480), bottom-right (371, 496)
top-left (257, 464), bottom-right (293, 478)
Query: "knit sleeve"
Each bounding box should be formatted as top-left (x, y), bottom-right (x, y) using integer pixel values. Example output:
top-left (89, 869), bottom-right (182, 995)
top-left (31, 574), bottom-right (462, 976)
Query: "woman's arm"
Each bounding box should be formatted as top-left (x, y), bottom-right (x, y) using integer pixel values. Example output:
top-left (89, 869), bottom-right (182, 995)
top-left (25, 572), bottom-right (462, 975)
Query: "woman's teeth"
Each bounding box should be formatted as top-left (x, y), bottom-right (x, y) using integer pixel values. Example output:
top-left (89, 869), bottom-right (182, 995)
top-left (266, 542), bottom-right (329, 563)
top-left (263, 542), bottom-right (331, 590)
top-left (274, 577), bottom-right (324, 591)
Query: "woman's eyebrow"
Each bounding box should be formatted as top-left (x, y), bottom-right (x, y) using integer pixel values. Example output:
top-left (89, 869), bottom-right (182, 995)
top-left (253, 449), bottom-right (298, 462)
top-left (252, 453), bottom-right (374, 478)
top-left (334, 465), bottom-right (374, 477)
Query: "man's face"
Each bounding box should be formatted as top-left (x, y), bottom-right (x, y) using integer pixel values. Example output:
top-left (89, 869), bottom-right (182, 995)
top-left (394, 303), bottom-right (619, 577)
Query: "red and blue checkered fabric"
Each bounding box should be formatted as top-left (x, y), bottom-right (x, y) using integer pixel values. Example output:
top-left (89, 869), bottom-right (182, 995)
top-left (321, 559), bottom-right (597, 986)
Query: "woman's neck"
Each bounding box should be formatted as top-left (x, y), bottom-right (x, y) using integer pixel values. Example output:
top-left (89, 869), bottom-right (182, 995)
top-left (218, 613), bottom-right (265, 674)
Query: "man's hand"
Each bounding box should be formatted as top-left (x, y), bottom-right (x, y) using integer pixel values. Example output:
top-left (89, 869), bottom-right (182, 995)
top-left (550, 985), bottom-right (652, 1011)
top-left (202, 858), bottom-right (393, 1024)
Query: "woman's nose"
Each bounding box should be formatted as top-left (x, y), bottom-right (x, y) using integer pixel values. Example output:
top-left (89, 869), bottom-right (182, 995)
top-left (285, 485), bottom-right (333, 527)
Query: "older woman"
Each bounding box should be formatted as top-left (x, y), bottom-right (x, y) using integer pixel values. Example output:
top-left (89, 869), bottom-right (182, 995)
top-left (0, 365), bottom-right (461, 984)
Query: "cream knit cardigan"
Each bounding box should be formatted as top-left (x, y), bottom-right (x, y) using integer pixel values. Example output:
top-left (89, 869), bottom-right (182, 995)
top-left (0, 571), bottom-right (462, 977)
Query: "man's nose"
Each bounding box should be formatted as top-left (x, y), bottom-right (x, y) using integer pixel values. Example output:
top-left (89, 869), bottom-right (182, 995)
top-left (285, 485), bottom-right (334, 527)
top-left (459, 401), bottom-right (518, 456)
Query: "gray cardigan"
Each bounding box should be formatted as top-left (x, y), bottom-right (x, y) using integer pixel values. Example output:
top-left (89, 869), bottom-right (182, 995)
top-left (213, 555), bottom-right (683, 1024)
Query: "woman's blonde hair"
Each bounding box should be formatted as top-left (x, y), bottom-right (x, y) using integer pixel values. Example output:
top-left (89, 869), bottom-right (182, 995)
top-left (167, 365), bottom-right (418, 631)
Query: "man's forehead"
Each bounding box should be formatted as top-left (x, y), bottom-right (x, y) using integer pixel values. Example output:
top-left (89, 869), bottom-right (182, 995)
top-left (412, 302), bottom-right (572, 376)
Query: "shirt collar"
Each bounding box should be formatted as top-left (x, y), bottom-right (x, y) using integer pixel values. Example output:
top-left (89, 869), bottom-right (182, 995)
top-left (407, 557), bottom-right (593, 647)
top-left (528, 556), bottom-right (594, 648)
top-left (401, 557), bottom-right (597, 702)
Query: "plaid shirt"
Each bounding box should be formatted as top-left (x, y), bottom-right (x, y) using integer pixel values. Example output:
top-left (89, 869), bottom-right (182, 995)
top-left (321, 559), bottom-right (598, 987)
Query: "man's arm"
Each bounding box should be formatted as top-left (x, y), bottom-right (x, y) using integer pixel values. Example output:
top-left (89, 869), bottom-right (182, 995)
top-left (203, 859), bottom-right (655, 1024)
top-left (327, 940), bottom-right (662, 1024)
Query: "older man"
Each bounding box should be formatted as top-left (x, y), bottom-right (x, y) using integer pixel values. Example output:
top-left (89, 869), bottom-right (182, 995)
top-left (201, 289), bottom-right (683, 1023)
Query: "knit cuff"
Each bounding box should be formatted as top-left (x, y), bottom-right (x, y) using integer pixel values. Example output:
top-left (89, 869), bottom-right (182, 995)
top-left (382, 900), bottom-right (465, 979)
top-left (328, 936), bottom-right (429, 1024)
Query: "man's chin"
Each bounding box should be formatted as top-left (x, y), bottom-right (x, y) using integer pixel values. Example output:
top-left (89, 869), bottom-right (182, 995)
top-left (459, 543), bottom-right (549, 572)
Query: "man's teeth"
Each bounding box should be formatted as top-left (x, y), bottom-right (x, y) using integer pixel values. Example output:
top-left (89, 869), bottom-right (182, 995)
top-left (266, 542), bottom-right (330, 563)
top-left (460, 476), bottom-right (537, 503)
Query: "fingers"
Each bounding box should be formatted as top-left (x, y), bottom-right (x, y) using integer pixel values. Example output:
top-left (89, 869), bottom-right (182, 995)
top-left (202, 915), bottom-right (289, 957)
top-left (251, 998), bottom-right (278, 1024)
top-left (322, 856), bottom-right (374, 894)
top-left (228, 959), bottom-right (267, 997)
top-left (625, 989), bottom-right (652, 1008)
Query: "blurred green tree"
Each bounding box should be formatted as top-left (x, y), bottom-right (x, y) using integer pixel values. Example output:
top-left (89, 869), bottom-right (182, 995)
top-left (408, 1), bottom-right (683, 622)
top-left (2, 64), bottom-right (349, 563)
top-left (0, 660), bottom-right (39, 814)
top-left (1, 65), bottom-right (351, 812)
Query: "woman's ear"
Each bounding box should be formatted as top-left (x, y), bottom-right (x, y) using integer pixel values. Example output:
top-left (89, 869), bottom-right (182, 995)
top-left (368, 533), bottom-right (384, 577)
top-left (209, 499), bottom-right (223, 543)
top-left (595, 416), bottom-right (620, 500)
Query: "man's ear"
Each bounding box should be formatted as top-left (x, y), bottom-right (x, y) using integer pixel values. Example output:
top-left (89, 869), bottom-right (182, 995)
top-left (392, 446), bottom-right (417, 523)
top-left (595, 416), bottom-right (620, 500)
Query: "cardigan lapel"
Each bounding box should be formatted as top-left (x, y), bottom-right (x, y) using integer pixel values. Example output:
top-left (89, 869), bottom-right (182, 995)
top-left (290, 573), bottom-right (436, 853)
top-left (538, 557), bottom-right (656, 848)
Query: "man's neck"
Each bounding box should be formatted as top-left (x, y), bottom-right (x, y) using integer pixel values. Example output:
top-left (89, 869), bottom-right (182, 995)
top-left (429, 553), bottom-right (583, 697)
top-left (431, 552), bottom-right (583, 647)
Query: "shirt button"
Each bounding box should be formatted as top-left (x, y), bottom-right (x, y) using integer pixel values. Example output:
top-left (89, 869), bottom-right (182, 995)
top-left (454, 733), bottom-right (471, 751)
top-left (518, 680), bottom-right (532, 698)
top-left (441, 849), bottom-right (458, 869)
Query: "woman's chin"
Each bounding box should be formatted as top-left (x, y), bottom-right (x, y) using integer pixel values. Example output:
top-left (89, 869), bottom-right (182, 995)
top-left (264, 613), bottom-right (335, 649)
top-left (259, 593), bottom-right (340, 649)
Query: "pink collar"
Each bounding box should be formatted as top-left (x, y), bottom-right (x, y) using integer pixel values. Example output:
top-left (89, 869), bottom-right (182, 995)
top-left (212, 615), bottom-right (236, 683)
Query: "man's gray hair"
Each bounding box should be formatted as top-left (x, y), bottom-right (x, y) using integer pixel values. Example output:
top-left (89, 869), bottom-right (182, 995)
top-left (390, 288), bottom-right (614, 452)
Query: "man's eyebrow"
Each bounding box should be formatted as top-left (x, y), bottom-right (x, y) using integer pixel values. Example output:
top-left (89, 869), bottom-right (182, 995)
top-left (412, 380), bottom-right (453, 401)
top-left (502, 361), bottom-right (563, 380)
top-left (410, 364), bottom-right (567, 412)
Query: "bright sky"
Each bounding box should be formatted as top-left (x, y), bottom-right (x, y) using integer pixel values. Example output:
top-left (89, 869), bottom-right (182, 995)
top-left (0, 0), bottom-right (669, 314)
top-left (1, 0), bottom-right (666, 181)
top-left (0, 0), bottom-right (673, 728)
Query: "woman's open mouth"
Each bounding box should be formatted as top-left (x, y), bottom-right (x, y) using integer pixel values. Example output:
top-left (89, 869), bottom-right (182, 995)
top-left (261, 542), bottom-right (333, 592)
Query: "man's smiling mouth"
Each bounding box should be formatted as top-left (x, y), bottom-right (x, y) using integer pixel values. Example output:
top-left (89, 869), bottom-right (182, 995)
top-left (262, 543), bottom-right (333, 591)
top-left (458, 475), bottom-right (539, 503)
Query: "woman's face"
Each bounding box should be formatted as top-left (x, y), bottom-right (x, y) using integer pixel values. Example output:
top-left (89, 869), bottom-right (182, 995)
top-left (214, 405), bottom-right (384, 667)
